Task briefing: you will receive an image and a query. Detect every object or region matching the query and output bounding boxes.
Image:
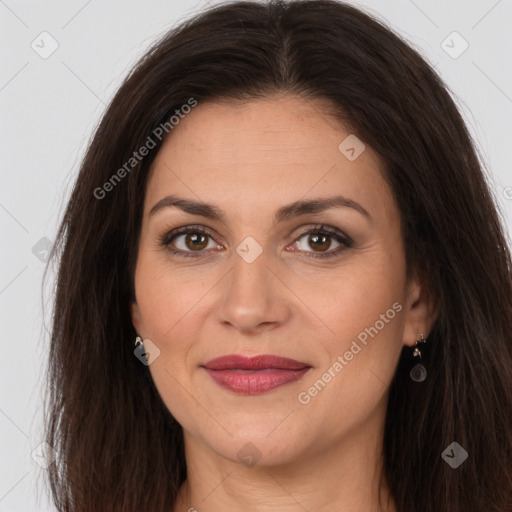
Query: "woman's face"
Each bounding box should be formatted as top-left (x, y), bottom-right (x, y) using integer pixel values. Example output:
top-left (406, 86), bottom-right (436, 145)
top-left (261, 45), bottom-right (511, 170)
top-left (131, 93), bottom-right (429, 467)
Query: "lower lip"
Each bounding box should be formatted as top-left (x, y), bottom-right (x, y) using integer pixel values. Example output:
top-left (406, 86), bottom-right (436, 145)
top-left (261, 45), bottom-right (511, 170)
top-left (203, 367), bottom-right (310, 395)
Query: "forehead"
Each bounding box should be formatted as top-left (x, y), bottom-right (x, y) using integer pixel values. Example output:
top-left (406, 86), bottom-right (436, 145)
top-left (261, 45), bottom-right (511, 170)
top-left (144, 94), bottom-right (393, 222)
top-left (152, 94), bottom-right (355, 166)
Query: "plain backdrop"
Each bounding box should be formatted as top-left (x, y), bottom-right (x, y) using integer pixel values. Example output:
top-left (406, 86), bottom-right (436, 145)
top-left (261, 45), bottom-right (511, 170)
top-left (1, 0), bottom-right (511, 510)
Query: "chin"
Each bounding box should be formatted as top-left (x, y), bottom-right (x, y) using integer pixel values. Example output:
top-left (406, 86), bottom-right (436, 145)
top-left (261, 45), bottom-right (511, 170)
top-left (190, 418), bottom-right (310, 467)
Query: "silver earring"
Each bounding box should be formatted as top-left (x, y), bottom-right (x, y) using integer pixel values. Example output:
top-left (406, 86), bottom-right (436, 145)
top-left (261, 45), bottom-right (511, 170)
top-left (134, 335), bottom-right (144, 348)
top-left (410, 333), bottom-right (428, 382)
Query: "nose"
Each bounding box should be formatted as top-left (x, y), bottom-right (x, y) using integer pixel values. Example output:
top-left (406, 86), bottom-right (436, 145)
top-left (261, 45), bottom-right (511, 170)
top-left (217, 243), bottom-right (291, 335)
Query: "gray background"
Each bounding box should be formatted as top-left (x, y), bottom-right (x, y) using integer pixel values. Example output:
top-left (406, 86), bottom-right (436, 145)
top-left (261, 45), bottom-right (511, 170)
top-left (1, 0), bottom-right (511, 510)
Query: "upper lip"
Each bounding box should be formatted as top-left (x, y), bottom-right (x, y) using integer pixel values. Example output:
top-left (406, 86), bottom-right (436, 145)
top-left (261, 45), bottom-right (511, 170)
top-left (202, 354), bottom-right (310, 371)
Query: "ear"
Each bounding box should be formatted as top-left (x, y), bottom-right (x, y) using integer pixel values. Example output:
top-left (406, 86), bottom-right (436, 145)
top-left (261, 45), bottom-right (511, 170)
top-left (401, 272), bottom-right (438, 347)
top-left (130, 300), bottom-right (144, 337)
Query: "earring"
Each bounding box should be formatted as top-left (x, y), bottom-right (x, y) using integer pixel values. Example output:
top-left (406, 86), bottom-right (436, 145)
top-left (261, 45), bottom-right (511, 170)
top-left (410, 333), bottom-right (427, 382)
top-left (134, 335), bottom-right (144, 348)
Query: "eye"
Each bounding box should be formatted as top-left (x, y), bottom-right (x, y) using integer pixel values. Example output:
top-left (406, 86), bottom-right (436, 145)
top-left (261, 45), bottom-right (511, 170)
top-left (160, 223), bottom-right (353, 259)
top-left (160, 225), bottom-right (221, 257)
top-left (291, 224), bottom-right (353, 259)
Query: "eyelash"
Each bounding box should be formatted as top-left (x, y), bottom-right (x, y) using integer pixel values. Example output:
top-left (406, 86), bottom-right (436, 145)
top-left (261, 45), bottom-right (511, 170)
top-left (160, 224), bottom-right (353, 260)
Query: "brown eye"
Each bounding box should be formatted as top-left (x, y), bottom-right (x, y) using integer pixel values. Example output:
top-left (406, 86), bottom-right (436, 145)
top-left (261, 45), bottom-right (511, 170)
top-left (183, 232), bottom-right (209, 251)
top-left (307, 233), bottom-right (332, 252)
top-left (292, 225), bottom-right (353, 259)
top-left (161, 225), bottom-right (221, 257)
top-left (168, 231), bottom-right (214, 253)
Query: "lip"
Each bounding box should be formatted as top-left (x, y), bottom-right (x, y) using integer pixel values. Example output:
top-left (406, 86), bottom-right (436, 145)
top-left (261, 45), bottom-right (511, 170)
top-left (202, 354), bottom-right (311, 395)
top-left (203, 354), bottom-right (310, 371)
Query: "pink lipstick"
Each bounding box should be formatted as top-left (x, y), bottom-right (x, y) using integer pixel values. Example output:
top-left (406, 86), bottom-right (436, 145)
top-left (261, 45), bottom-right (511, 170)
top-left (202, 354), bottom-right (311, 395)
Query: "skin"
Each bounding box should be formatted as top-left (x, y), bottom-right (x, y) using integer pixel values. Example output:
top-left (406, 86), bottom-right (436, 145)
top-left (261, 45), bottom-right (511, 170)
top-left (130, 93), bottom-right (436, 512)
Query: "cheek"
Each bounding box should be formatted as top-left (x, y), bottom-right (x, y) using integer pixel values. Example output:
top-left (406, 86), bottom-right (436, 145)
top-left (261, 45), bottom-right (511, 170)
top-left (133, 254), bottom-right (217, 397)
top-left (294, 291), bottom-right (404, 442)
top-left (287, 248), bottom-right (404, 348)
top-left (134, 247), bottom-right (204, 338)
top-left (134, 262), bottom-right (202, 421)
top-left (292, 248), bottom-right (405, 407)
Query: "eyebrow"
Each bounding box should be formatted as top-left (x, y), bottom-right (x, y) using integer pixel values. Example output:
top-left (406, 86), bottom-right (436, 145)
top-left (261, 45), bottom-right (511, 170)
top-left (149, 194), bottom-right (371, 225)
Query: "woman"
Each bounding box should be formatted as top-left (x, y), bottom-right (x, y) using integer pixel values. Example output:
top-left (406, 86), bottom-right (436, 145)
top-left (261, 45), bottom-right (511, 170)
top-left (44, 0), bottom-right (512, 511)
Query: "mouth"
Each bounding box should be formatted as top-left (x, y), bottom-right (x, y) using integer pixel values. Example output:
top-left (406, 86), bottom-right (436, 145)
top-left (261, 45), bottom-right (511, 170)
top-left (201, 354), bottom-right (312, 395)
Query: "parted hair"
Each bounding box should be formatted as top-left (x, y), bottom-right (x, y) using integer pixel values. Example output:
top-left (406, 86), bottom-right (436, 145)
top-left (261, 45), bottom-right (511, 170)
top-left (44, 1), bottom-right (512, 510)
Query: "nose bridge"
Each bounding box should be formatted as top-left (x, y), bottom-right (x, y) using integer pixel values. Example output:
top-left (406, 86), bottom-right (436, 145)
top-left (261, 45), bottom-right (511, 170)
top-left (218, 236), bottom-right (288, 332)
top-left (229, 238), bottom-right (271, 302)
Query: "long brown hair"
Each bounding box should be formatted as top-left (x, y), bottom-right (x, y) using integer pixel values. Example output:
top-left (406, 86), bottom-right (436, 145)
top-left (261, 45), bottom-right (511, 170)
top-left (44, 1), bottom-right (512, 510)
